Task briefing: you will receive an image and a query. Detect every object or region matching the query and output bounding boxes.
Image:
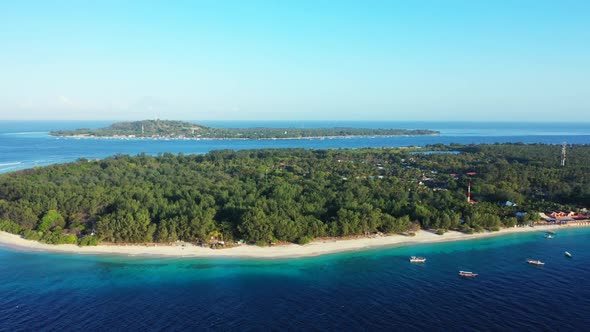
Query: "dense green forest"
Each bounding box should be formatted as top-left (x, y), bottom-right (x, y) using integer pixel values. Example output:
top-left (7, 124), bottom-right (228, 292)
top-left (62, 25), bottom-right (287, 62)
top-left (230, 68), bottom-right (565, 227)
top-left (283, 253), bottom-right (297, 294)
top-left (0, 144), bottom-right (589, 246)
top-left (49, 120), bottom-right (439, 139)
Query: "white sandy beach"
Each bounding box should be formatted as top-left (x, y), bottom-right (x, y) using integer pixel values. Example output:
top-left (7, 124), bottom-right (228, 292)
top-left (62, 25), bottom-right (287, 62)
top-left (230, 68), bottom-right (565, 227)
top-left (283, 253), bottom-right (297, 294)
top-left (1, 223), bottom-right (588, 259)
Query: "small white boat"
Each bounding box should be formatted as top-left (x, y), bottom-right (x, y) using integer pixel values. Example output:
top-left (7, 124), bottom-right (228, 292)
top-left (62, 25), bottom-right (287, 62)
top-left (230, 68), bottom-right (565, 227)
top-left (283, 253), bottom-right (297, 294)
top-left (459, 271), bottom-right (478, 278)
top-left (565, 251), bottom-right (572, 258)
top-left (544, 234), bottom-right (554, 239)
top-left (409, 256), bottom-right (426, 263)
top-left (527, 259), bottom-right (545, 266)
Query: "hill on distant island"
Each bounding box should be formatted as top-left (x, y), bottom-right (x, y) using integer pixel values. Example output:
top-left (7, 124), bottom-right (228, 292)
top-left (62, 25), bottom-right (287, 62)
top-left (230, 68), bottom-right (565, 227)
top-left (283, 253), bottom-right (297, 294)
top-left (49, 120), bottom-right (440, 139)
top-left (51, 120), bottom-right (207, 138)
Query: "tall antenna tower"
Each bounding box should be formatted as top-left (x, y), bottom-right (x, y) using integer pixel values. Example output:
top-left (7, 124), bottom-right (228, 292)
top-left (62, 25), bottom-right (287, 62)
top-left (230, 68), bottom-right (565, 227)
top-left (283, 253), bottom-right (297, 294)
top-left (561, 142), bottom-right (567, 167)
top-left (467, 181), bottom-right (471, 203)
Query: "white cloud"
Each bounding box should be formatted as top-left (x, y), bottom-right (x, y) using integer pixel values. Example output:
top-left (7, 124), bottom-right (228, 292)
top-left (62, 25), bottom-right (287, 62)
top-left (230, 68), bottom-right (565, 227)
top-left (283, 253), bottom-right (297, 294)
top-left (58, 95), bottom-right (74, 106)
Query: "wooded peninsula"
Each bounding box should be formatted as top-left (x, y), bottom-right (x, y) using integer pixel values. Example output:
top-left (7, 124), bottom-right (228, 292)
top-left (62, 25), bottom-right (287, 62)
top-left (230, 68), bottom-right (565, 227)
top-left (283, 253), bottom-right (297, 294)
top-left (49, 120), bottom-right (440, 139)
top-left (0, 144), bottom-right (588, 247)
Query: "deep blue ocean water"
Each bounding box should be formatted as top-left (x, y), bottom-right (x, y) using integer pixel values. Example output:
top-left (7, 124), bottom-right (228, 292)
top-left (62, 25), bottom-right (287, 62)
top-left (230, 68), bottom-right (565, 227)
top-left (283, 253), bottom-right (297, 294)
top-left (1, 228), bottom-right (589, 331)
top-left (1, 120), bottom-right (590, 330)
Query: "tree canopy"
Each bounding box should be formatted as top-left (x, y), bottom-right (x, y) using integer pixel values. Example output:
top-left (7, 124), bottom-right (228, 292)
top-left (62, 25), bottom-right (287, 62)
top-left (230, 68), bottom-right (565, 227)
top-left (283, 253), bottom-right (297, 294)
top-left (0, 144), bottom-right (588, 246)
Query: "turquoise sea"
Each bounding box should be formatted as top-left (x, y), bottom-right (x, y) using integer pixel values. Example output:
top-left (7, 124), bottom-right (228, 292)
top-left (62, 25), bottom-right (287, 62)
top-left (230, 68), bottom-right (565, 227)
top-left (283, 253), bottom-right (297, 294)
top-left (1, 121), bottom-right (589, 330)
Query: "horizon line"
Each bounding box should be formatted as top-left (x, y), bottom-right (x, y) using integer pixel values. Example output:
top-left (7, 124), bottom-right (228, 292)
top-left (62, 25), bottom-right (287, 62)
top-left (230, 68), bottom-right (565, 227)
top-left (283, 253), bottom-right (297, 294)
top-left (2, 119), bottom-right (590, 124)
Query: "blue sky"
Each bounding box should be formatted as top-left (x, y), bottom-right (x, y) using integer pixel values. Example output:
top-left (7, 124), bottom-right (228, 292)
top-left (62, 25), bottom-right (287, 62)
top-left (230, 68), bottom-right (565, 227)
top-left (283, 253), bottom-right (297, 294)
top-left (0, 0), bottom-right (588, 121)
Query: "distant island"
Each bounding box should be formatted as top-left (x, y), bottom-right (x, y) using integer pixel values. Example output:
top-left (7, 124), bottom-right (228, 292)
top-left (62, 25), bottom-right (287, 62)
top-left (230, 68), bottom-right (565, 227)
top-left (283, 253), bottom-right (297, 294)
top-left (49, 120), bottom-right (440, 139)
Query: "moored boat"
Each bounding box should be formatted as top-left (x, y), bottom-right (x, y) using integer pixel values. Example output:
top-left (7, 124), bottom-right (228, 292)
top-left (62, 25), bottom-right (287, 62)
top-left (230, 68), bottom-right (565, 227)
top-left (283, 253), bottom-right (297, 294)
top-left (527, 259), bottom-right (545, 265)
top-left (544, 234), bottom-right (553, 239)
top-left (565, 251), bottom-right (572, 258)
top-left (458, 271), bottom-right (478, 277)
top-left (409, 256), bottom-right (426, 263)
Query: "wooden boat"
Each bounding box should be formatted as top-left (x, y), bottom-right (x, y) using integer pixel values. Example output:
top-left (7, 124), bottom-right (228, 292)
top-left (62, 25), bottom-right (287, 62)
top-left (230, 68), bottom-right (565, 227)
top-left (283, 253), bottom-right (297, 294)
top-left (565, 251), bottom-right (572, 258)
top-left (458, 271), bottom-right (478, 277)
top-left (527, 259), bottom-right (545, 266)
top-left (546, 231), bottom-right (556, 235)
top-left (409, 256), bottom-right (426, 263)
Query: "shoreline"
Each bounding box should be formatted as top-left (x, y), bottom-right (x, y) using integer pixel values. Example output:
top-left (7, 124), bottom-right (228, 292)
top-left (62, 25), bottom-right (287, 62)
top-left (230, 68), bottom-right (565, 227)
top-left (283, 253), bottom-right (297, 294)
top-left (1, 222), bottom-right (589, 259)
top-left (50, 133), bottom-right (440, 141)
